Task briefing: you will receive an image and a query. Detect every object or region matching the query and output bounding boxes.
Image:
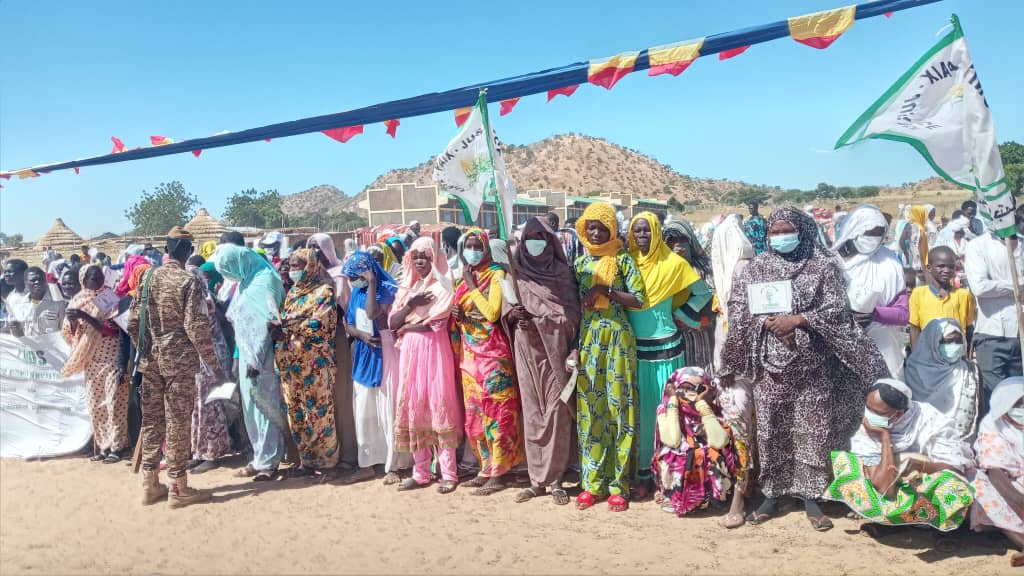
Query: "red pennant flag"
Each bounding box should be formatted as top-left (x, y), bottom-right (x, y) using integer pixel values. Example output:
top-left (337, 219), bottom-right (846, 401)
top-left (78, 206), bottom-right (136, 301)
top-left (384, 119), bottom-right (400, 138)
top-left (547, 85), bottom-right (579, 101)
top-left (0, 174), bottom-right (11, 180)
top-left (719, 45), bottom-right (750, 60)
top-left (192, 150), bottom-right (202, 157)
top-left (884, 12), bottom-right (893, 18)
top-left (73, 167), bottom-right (80, 174)
top-left (454, 107), bottom-right (472, 127)
top-left (499, 98), bottom-right (520, 116)
top-left (321, 125), bottom-right (364, 143)
top-left (587, 51), bottom-right (640, 90)
top-left (264, 138), bottom-right (272, 142)
top-left (150, 135), bottom-right (174, 146)
top-left (111, 136), bottom-right (127, 154)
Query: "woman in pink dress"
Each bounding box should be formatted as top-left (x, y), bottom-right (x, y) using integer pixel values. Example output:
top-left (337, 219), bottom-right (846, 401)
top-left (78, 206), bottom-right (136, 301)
top-left (389, 237), bottom-right (463, 494)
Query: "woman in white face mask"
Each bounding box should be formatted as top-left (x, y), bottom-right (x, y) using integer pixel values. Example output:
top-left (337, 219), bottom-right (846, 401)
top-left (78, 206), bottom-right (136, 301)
top-left (832, 205), bottom-right (909, 379)
top-left (904, 318), bottom-right (979, 441)
top-left (970, 377), bottom-right (1024, 567)
top-left (826, 378), bottom-right (974, 532)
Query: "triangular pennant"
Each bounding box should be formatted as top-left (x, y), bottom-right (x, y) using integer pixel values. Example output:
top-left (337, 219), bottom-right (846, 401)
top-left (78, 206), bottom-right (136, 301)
top-left (454, 107), bottom-right (472, 127)
top-left (547, 85), bottom-right (579, 101)
top-left (321, 125), bottom-right (364, 143)
top-left (499, 98), bottom-right (520, 116)
top-left (788, 5), bottom-right (856, 50)
top-left (719, 45), bottom-right (750, 61)
top-left (111, 136), bottom-right (127, 154)
top-left (150, 135), bottom-right (174, 146)
top-left (648, 38), bottom-right (704, 77)
top-left (385, 119), bottom-right (400, 138)
top-left (588, 51), bottom-right (640, 90)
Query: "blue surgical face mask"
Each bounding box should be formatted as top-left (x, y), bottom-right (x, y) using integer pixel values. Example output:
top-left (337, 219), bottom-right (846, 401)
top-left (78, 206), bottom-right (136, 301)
top-left (524, 239), bottom-right (548, 257)
top-left (350, 278), bottom-right (369, 290)
top-left (770, 233), bottom-right (801, 254)
top-left (288, 271), bottom-right (304, 283)
top-left (939, 342), bottom-right (964, 362)
top-left (463, 249), bottom-right (484, 266)
top-left (864, 408), bottom-right (891, 429)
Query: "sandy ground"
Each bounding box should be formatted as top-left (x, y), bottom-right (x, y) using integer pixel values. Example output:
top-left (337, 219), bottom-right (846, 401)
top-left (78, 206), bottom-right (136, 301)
top-left (0, 454), bottom-right (1017, 575)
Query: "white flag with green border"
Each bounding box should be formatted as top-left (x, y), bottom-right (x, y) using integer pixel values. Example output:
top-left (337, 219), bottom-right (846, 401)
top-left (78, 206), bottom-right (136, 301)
top-left (432, 92), bottom-right (517, 239)
top-left (836, 15), bottom-right (1015, 238)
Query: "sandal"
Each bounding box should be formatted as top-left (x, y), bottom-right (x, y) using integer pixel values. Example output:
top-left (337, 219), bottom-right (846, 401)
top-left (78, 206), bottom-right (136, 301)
top-left (550, 488), bottom-right (570, 506)
top-left (746, 510), bottom-right (773, 525)
top-left (102, 452), bottom-right (122, 464)
top-left (653, 490), bottom-right (666, 505)
top-left (437, 480), bottom-right (458, 494)
top-left (514, 486), bottom-right (544, 503)
top-left (89, 452), bottom-right (106, 462)
top-left (397, 478), bottom-right (427, 492)
top-left (608, 494), bottom-right (629, 512)
top-left (808, 515), bottom-right (834, 532)
top-left (576, 491), bottom-right (597, 511)
top-left (721, 512), bottom-right (746, 529)
top-left (235, 465), bottom-right (257, 478)
top-left (190, 459), bottom-right (219, 475)
top-left (286, 467), bottom-right (315, 480)
top-left (253, 470), bottom-right (278, 482)
top-left (340, 467), bottom-right (376, 485)
top-left (461, 475), bottom-right (488, 488)
top-left (472, 477), bottom-right (505, 497)
top-left (382, 471), bottom-right (402, 486)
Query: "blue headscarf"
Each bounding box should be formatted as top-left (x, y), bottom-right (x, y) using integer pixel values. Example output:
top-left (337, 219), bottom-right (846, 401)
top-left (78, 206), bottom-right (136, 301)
top-left (341, 251), bottom-right (398, 306)
top-left (213, 244), bottom-right (285, 369)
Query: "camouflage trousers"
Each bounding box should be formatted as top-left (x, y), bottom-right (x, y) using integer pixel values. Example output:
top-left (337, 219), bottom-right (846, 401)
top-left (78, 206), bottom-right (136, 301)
top-left (139, 370), bottom-right (196, 479)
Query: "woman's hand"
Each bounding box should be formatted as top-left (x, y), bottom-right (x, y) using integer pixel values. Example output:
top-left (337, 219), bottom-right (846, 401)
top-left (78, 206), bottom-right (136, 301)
top-left (450, 303), bottom-right (465, 323)
top-left (461, 266), bottom-right (476, 291)
top-left (565, 350), bottom-right (579, 374)
top-left (267, 321), bottom-right (286, 342)
top-left (360, 267), bottom-right (376, 283)
top-left (246, 365), bottom-right (260, 379)
top-left (861, 416), bottom-right (891, 440)
top-left (510, 304), bottom-right (532, 327)
top-left (407, 292), bottom-right (435, 308)
top-left (582, 285), bottom-right (609, 309)
top-left (764, 314), bottom-right (804, 338)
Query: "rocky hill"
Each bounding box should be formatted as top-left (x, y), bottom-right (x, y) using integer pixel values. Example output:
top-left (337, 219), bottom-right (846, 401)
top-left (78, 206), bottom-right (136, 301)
top-left (280, 184), bottom-right (357, 216)
top-left (361, 133), bottom-right (765, 201)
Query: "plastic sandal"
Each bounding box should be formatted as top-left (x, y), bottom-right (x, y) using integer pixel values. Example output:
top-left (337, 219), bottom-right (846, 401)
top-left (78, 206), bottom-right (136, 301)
top-left (575, 491), bottom-right (597, 510)
top-left (608, 494), bottom-right (629, 512)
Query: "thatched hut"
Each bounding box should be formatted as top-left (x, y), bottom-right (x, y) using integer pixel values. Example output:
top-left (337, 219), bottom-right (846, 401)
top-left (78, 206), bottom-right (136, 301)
top-left (184, 208), bottom-right (227, 242)
top-left (35, 218), bottom-right (84, 250)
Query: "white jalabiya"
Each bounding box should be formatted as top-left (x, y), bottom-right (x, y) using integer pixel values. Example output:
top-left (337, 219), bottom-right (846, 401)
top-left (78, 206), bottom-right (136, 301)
top-left (971, 377), bottom-right (1024, 534)
top-left (832, 206), bottom-right (907, 379)
top-left (710, 215), bottom-right (753, 371)
top-left (934, 216), bottom-right (970, 258)
top-left (850, 378), bottom-right (972, 470)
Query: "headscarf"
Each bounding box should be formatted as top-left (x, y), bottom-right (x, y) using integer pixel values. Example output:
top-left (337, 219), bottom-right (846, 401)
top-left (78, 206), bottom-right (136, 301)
top-left (198, 261), bottom-right (223, 294)
top-left (935, 216), bottom-right (970, 250)
top-left (489, 238), bottom-right (510, 268)
top-left (628, 211), bottom-right (700, 310)
top-left (833, 205), bottom-right (904, 308)
top-left (341, 251), bottom-right (398, 306)
top-left (764, 207), bottom-right (830, 279)
top-left (850, 378), bottom-right (971, 470)
top-left (514, 217), bottom-right (580, 326)
top-left (974, 377), bottom-right (1024, 476)
top-left (455, 228), bottom-right (504, 304)
top-left (907, 205), bottom-right (930, 266)
top-left (116, 255), bottom-right (150, 297)
top-left (308, 233), bottom-right (341, 269)
top-left (376, 242), bottom-right (398, 275)
top-left (62, 266), bottom-right (120, 377)
top-left (575, 202), bottom-right (623, 310)
top-left (214, 244), bottom-right (285, 369)
top-left (905, 318), bottom-right (968, 402)
top-left (198, 240), bottom-right (218, 260)
top-left (127, 263), bottom-right (152, 297)
top-left (710, 214), bottom-right (754, 317)
top-left (393, 236), bottom-right (453, 324)
top-left (287, 248), bottom-right (329, 300)
top-left (664, 218), bottom-right (714, 288)
top-left (343, 238), bottom-right (356, 258)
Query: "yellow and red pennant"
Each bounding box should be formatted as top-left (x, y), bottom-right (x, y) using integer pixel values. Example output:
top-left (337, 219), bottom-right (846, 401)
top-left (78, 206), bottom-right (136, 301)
top-left (648, 38), bottom-right (704, 77)
top-left (111, 136), bottom-right (127, 154)
top-left (499, 98), bottom-right (520, 116)
top-left (547, 85), bottom-right (579, 101)
top-left (588, 51), bottom-right (640, 90)
top-left (16, 169), bottom-right (40, 179)
top-left (454, 107), bottom-right (472, 127)
top-left (788, 5), bottom-right (856, 50)
top-left (150, 135), bottom-right (174, 146)
top-left (384, 119), bottom-right (400, 138)
top-left (322, 125), bottom-right (364, 143)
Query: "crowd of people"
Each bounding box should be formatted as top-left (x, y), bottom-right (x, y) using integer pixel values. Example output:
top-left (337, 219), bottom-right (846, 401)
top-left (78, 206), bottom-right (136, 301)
top-left (1, 198), bottom-right (1022, 565)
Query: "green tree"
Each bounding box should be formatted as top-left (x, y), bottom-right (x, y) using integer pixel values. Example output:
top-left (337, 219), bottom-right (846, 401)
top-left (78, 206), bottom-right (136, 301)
top-left (722, 187), bottom-right (771, 206)
top-left (223, 188), bottom-right (285, 228)
top-left (124, 181), bottom-right (198, 236)
top-left (999, 141), bottom-right (1024, 194)
top-left (289, 211), bottom-right (366, 232)
top-left (0, 232), bottom-right (24, 247)
top-left (667, 196), bottom-right (685, 212)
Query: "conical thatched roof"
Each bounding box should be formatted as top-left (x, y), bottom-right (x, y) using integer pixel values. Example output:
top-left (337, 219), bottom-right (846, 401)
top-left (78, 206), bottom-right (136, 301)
top-left (35, 218), bottom-right (84, 248)
top-left (184, 208), bottom-right (227, 240)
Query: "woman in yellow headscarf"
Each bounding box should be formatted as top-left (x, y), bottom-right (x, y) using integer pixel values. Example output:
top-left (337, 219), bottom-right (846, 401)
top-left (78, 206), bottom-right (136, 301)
top-left (572, 202), bottom-right (647, 512)
top-left (626, 211), bottom-right (707, 496)
top-left (907, 205), bottom-right (930, 269)
top-left (197, 240), bottom-right (218, 260)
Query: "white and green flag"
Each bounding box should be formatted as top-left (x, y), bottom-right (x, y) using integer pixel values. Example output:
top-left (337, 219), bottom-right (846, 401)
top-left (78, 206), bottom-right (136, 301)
top-left (432, 91), bottom-right (517, 239)
top-left (836, 15), bottom-right (1015, 238)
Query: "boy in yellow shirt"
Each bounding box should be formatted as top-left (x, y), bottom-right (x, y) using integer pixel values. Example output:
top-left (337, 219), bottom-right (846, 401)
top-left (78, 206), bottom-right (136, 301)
top-left (909, 246), bottom-right (976, 350)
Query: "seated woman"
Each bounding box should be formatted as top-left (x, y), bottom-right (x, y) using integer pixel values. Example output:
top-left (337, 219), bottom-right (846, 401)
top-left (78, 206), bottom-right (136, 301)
top-left (653, 367), bottom-right (738, 517)
top-left (904, 318), bottom-right (979, 440)
top-left (971, 377), bottom-right (1024, 567)
top-left (827, 379), bottom-right (974, 532)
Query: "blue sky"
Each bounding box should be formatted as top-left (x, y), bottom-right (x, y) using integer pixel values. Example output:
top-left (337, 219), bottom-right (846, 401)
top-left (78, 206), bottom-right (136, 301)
top-left (1, 0), bottom-right (1021, 240)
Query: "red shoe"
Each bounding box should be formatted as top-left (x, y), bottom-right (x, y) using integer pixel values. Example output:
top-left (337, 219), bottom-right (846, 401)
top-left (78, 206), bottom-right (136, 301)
top-left (608, 494), bottom-right (629, 512)
top-left (576, 491), bottom-right (597, 510)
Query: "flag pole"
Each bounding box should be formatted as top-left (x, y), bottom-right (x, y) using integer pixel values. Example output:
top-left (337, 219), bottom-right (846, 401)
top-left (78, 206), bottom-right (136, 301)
top-left (1005, 238), bottom-right (1024, 370)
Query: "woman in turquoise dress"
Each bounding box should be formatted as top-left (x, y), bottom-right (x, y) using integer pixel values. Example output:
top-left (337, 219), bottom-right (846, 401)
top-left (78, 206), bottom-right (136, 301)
top-left (627, 211), bottom-right (709, 498)
top-left (570, 203), bottom-right (646, 512)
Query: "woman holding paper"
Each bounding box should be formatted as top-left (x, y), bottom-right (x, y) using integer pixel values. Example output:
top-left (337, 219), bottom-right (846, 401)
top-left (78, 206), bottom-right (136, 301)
top-left (503, 217), bottom-right (580, 506)
top-left (450, 228), bottom-right (523, 496)
top-left (627, 211), bottom-right (708, 498)
top-left (572, 203), bottom-right (646, 512)
top-left (719, 207), bottom-right (888, 531)
top-left (272, 248), bottom-right (340, 475)
top-left (61, 265), bottom-right (129, 463)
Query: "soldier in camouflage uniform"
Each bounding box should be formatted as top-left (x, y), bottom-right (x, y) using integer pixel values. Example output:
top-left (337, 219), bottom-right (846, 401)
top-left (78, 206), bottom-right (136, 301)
top-left (128, 227), bottom-right (221, 508)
